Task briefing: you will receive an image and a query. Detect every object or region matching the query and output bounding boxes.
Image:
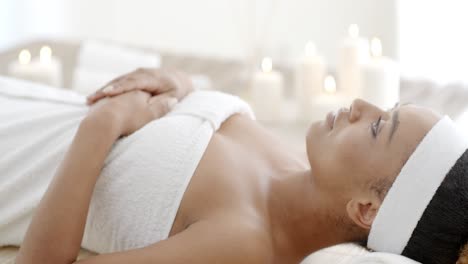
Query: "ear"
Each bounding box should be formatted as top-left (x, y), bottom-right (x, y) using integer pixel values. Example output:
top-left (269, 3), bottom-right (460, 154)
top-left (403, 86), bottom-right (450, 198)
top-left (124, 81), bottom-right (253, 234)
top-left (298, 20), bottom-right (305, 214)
top-left (346, 197), bottom-right (381, 230)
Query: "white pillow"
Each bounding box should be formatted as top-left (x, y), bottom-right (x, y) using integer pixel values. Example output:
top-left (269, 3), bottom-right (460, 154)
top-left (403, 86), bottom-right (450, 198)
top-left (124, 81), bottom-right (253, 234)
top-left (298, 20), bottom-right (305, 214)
top-left (72, 40), bottom-right (161, 94)
top-left (76, 40), bottom-right (161, 74)
top-left (72, 68), bottom-right (119, 95)
top-left (301, 243), bottom-right (368, 264)
top-left (456, 109), bottom-right (468, 134)
top-left (349, 252), bottom-right (420, 264)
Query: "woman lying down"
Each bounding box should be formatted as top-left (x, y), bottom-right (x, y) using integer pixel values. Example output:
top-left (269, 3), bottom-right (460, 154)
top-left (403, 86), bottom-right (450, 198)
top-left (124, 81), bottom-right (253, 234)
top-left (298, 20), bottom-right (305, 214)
top-left (1, 68), bottom-right (466, 264)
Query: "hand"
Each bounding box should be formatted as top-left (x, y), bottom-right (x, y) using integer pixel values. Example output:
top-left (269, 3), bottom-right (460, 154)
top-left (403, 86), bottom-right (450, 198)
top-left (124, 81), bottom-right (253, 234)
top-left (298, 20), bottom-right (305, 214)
top-left (86, 68), bottom-right (193, 105)
top-left (86, 90), bottom-right (178, 137)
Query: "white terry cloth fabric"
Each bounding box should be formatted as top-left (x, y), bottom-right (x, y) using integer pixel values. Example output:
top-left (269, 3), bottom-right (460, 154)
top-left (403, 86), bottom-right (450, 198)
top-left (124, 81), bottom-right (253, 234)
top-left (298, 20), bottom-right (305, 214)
top-left (349, 253), bottom-right (420, 264)
top-left (0, 76), bottom-right (254, 253)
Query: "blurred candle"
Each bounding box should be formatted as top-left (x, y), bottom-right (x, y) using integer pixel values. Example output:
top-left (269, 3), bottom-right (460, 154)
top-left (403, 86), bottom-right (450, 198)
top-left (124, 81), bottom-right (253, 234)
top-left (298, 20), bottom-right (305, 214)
top-left (7, 46), bottom-right (63, 87)
top-left (8, 49), bottom-right (38, 84)
top-left (338, 24), bottom-right (369, 98)
top-left (295, 41), bottom-right (326, 117)
top-left (324, 75), bottom-right (337, 94)
top-left (40, 45), bottom-right (53, 64)
top-left (308, 75), bottom-right (349, 123)
top-left (19, 49), bottom-right (31, 65)
top-left (360, 37), bottom-right (400, 108)
top-left (37, 45), bottom-right (62, 87)
top-left (251, 57), bottom-right (284, 122)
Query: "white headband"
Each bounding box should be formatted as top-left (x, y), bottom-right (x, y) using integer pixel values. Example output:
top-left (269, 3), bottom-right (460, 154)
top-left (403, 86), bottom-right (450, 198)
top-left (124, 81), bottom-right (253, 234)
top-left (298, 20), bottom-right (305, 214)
top-left (368, 116), bottom-right (468, 254)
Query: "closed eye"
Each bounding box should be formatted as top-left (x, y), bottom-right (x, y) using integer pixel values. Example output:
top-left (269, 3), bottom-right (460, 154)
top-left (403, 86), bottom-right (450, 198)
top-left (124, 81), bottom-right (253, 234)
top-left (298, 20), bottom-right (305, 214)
top-left (371, 116), bottom-right (382, 138)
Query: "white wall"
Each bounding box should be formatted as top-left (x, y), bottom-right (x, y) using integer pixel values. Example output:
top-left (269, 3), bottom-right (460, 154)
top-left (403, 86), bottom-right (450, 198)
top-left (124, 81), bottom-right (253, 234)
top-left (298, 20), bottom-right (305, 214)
top-left (399, 0), bottom-right (468, 83)
top-left (1, 0), bottom-right (398, 66)
top-left (0, 0), bottom-right (70, 49)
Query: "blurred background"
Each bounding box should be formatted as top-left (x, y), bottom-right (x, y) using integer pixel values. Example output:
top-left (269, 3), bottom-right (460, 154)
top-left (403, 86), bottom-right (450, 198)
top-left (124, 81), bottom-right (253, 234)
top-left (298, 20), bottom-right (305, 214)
top-left (2, 0), bottom-right (468, 116)
top-left (2, 0), bottom-right (468, 81)
top-left (2, 0), bottom-right (399, 60)
top-left (1, 0), bottom-right (468, 263)
top-left (3, 0), bottom-right (467, 148)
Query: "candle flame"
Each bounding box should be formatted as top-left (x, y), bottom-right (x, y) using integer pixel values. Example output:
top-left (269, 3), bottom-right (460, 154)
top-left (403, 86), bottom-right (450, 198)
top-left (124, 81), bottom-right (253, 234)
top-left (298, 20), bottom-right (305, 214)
top-left (305, 41), bottom-right (316, 57)
top-left (261, 57), bottom-right (273, 73)
top-left (40, 45), bottom-right (52, 64)
top-left (348, 24), bottom-right (359, 38)
top-left (18, 49), bottom-right (31, 65)
top-left (370, 37), bottom-right (382, 57)
top-left (324, 75), bottom-right (336, 94)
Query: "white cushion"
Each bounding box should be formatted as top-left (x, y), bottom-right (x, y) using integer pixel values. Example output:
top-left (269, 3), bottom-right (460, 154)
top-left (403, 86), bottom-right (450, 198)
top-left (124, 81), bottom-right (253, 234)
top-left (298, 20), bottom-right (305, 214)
top-left (72, 40), bottom-right (161, 94)
top-left (301, 243), bottom-right (368, 264)
top-left (349, 252), bottom-right (420, 264)
top-left (456, 109), bottom-right (468, 134)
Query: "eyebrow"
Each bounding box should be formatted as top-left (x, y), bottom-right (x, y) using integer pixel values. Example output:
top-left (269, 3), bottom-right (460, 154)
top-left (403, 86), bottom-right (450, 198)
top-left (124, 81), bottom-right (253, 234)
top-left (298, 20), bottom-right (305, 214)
top-left (388, 102), bottom-right (402, 142)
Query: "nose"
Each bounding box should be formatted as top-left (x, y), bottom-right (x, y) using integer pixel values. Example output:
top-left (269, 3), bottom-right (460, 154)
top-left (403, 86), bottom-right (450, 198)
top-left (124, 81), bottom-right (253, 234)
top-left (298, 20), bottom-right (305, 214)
top-left (349, 99), bottom-right (384, 123)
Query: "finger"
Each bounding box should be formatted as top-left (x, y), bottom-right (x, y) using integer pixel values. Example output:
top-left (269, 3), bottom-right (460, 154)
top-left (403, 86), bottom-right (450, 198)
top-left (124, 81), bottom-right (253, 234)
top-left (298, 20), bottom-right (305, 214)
top-left (86, 85), bottom-right (114, 105)
top-left (87, 83), bottom-right (123, 104)
top-left (148, 95), bottom-right (178, 119)
top-left (86, 80), bottom-right (133, 104)
top-left (87, 69), bottom-right (172, 105)
top-left (87, 73), bottom-right (129, 102)
top-left (87, 67), bottom-right (144, 98)
top-left (89, 76), bottom-right (163, 104)
top-left (115, 75), bottom-right (166, 96)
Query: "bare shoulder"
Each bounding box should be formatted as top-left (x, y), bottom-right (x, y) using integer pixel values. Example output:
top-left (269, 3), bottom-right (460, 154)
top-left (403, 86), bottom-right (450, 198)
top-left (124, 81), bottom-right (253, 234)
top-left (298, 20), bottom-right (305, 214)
top-left (76, 214), bottom-right (273, 264)
top-left (217, 112), bottom-right (262, 140)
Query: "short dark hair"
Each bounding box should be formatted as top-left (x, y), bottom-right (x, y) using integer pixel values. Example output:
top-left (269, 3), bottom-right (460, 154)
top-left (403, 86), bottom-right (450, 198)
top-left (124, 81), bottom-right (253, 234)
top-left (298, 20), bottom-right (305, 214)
top-left (401, 149), bottom-right (468, 264)
top-left (369, 177), bottom-right (394, 201)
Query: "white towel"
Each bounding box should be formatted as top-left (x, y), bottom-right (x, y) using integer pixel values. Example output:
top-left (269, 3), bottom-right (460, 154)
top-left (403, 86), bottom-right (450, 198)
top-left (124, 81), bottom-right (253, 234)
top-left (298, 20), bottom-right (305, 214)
top-left (0, 76), bottom-right (254, 253)
top-left (349, 253), bottom-right (420, 264)
top-left (0, 76), bottom-right (85, 105)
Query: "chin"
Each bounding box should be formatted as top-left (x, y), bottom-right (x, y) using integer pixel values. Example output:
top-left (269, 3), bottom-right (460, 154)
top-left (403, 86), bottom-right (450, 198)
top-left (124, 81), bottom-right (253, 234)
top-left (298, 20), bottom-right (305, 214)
top-left (307, 120), bottom-right (327, 139)
top-left (306, 121), bottom-right (325, 156)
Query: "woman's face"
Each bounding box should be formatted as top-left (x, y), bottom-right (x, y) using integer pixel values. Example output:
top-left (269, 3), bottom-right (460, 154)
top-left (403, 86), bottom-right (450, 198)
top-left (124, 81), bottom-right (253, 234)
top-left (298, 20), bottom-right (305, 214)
top-left (306, 99), bottom-right (441, 202)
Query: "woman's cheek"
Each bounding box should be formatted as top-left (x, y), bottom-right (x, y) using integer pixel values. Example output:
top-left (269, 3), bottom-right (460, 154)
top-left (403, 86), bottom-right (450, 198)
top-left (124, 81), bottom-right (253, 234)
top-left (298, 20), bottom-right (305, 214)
top-left (335, 131), bottom-right (369, 165)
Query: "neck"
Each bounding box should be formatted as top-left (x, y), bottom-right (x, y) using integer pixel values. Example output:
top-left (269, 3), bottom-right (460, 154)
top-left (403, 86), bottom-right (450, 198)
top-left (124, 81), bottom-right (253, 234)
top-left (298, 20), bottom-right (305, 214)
top-left (267, 169), bottom-right (350, 262)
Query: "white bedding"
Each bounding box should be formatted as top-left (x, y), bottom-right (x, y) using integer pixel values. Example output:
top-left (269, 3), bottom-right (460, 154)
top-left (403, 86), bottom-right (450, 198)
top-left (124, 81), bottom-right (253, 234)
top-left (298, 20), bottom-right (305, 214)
top-left (456, 109), bottom-right (468, 134)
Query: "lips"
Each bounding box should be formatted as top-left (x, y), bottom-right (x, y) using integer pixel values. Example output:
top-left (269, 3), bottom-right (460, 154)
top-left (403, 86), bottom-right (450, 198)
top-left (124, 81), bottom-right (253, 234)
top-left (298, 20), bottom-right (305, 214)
top-left (326, 111), bottom-right (336, 129)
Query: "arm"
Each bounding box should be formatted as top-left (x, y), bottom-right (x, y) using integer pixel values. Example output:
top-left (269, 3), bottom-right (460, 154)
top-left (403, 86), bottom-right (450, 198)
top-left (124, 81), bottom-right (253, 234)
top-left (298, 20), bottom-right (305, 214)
top-left (86, 68), bottom-right (194, 105)
top-left (16, 114), bottom-right (119, 264)
top-left (75, 216), bottom-right (270, 264)
top-left (16, 91), bottom-right (177, 264)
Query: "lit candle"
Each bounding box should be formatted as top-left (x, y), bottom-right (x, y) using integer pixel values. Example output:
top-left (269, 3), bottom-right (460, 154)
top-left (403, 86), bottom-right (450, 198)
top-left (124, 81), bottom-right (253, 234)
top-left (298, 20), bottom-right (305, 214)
top-left (40, 45), bottom-right (52, 64)
top-left (37, 45), bottom-right (63, 87)
top-left (8, 49), bottom-right (39, 84)
top-left (360, 37), bottom-right (400, 108)
top-left (295, 41), bottom-right (326, 118)
top-left (251, 57), bottom-right (284, 122)
top-left (19, 49), bottom-right (32, 65)
top-left (324, 75), bottom-right (337, 94)
top-left (308, 75), bottom-right (350, 123)
top-left (7, 46), bottom-right (63, 87)
top-left (337, 24), bottom-right (369, 98)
